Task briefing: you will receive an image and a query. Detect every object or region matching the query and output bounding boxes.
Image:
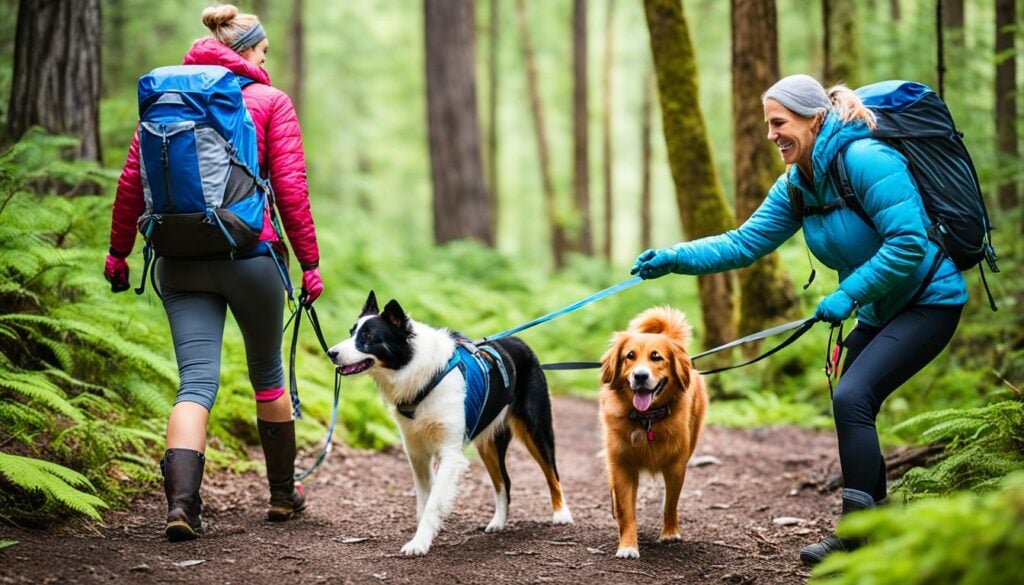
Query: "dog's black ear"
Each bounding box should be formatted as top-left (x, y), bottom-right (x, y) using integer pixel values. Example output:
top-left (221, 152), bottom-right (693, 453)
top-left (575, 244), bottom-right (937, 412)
top-left (361, 290), bottom-right (380, 317)
top-left (382, 299), bottom-right (411, 332)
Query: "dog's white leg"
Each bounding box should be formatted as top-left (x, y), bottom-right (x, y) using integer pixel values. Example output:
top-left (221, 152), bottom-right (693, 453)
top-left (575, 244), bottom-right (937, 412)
top-left (401, 446), bottom-right (469, 556)
top-left (486, 486), bottom-right (508, 533)
top-left (405, 446), bottom-right (433, 522)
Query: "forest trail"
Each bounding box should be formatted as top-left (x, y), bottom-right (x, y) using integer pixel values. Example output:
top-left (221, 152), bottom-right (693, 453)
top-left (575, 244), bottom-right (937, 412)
top-left (1, 396), bottom-right (843, 584)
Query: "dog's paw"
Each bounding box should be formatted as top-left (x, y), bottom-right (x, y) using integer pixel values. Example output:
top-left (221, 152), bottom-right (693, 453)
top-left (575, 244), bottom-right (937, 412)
top-left (615, 547), bottom-right (640, 559)
top-left (551, 507), bottom-right (574, 525)
top-left (485, 518), bottom-right (506, 533)
top-left (659, 532), bottom-right (682, 543)
top-left (400, 538), bottom-right (431, 556)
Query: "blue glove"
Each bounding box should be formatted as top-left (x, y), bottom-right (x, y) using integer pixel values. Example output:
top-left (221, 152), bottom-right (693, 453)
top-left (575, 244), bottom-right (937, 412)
top-left (814, 289), bottom-right (857, 324)
top-left (630, 246), bottom-right (696, 280)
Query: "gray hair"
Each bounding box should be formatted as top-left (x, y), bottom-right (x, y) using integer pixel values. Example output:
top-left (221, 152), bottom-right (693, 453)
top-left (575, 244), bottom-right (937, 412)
top-left (762, 74), bottom-right (829, 118)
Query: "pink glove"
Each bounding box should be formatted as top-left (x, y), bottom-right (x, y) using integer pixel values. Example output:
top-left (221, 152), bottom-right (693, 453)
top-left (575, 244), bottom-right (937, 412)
top-left (301, 267), bottom-right (323, 304)
top-left (104, 255), bottom-right (130, 293)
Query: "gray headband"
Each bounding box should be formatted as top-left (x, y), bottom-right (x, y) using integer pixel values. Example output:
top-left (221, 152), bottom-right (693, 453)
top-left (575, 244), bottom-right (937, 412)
top-left (763, 74), bottom-right (829, 117)
top-left (229, 23), bottom-right (266, 52)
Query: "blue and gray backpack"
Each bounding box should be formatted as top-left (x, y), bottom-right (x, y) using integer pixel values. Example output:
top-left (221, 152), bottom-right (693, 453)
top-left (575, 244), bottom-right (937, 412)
top-left (789, 80), bottom-right (1000, 309)
top-left (134, 65), bottom-right (276, 291)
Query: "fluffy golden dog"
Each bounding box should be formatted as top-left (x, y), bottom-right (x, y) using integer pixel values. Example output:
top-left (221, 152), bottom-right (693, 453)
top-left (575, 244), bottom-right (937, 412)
top-left (599, 306), bottom-right (708, 559)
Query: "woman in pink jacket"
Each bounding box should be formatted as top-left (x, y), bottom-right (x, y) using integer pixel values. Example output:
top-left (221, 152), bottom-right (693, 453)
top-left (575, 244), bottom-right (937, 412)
top-left (104, 4), bottom-right (322, 541)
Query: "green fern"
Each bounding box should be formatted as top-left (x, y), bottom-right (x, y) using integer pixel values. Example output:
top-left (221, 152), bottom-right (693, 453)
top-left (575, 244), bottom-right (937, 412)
top-left (0, 370), bottom-right (84, 422)
top-left (0, 452), bottom-right (108, 521)
top-left (892, 400), bottom-right (1024, 497)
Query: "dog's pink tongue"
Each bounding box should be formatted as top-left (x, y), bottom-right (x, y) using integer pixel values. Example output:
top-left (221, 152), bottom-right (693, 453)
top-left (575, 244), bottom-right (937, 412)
top-left (632, 392), bottom-right (654, 412)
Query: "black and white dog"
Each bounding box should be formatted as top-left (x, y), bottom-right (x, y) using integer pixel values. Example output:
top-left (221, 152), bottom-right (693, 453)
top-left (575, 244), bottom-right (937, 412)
top-left (327, 291), bottom-right (572, 556)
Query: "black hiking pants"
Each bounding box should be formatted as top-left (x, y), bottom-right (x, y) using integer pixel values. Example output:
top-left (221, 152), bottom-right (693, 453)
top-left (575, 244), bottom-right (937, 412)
top-left (834, 303), bottom-right (963, 503)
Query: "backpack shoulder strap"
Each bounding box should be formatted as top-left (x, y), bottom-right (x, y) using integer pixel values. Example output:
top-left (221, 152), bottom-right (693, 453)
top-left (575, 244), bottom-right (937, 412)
top-left (830, 145), bottom-right (877, 230)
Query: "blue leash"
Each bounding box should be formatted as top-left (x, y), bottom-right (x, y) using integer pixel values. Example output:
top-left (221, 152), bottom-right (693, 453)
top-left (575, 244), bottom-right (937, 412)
top-left (478, 276), bottom-right (643, 344)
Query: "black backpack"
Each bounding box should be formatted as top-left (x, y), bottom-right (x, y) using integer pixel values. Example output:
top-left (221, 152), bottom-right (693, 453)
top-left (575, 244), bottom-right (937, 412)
top-left (789, 80), bottom-right (1000, 309)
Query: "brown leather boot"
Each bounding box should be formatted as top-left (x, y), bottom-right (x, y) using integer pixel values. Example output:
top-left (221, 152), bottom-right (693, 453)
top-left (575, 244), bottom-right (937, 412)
top-left (257, 419), bottom-right (307, 521)
top-left (161, 449), bottom-right (205, 541)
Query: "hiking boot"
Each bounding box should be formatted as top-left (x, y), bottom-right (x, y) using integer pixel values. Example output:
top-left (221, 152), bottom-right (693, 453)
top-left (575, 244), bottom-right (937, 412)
top-left (258, 419), bottom-right (307, 522)
top-left (161, 449), bottom-right (205, 541)
top-left (800, 488), bottom-right (874, 566)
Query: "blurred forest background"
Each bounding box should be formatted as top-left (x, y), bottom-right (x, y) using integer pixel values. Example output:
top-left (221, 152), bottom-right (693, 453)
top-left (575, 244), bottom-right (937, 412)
top-left (0, 0), bottom-right (1022, 580)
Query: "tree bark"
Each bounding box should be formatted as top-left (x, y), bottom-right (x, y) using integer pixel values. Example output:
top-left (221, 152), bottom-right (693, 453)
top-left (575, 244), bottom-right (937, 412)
top-left (822, 0), bottom-right (859, 87)
top-left (644, 0), bottom-right (736, 349)
top-left (639, 66), bottom-right (654, 252)
top-left (424, 0), bottom-right (494, 246)
top-left (7, 0), bottom-right (103, 167)
top-left (731, 0), bottom-right (798, 344)
top-left (941, 0), bottom-right (964, 28)
top-left (600, 0), bottom-right (616, 261)
top-left (289, 0), bottom-right (305, 117)
top-left (573, 0), bottom-right (592, 255)
top-left (486, 0), bottom-right (500, 235)
top-left (516, 0), bottom-right (569, 268)
top-left (994, 0), bottom-right (1018, 221)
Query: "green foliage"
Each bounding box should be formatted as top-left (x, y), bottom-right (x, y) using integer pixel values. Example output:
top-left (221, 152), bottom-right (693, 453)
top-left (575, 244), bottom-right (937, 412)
top-left (0, 453), bottom-right (108, 523)
top-left (891, 400), bottom-right (1024, 496)
top-left (0, 132), bottom-right (173, 525)
top-left (810, 471), bottom-right (1024, 585)
top-left (0, 540), bottom-right (16, 550)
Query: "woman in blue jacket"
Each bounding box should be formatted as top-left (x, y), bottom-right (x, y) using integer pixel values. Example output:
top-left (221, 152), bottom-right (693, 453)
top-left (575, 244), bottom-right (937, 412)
top-left (631, 74), bottom-right (966, 565)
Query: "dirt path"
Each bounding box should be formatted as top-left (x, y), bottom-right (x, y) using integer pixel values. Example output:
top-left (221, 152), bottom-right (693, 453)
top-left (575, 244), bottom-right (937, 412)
top-left (1, 396), bottom-right (843, 584)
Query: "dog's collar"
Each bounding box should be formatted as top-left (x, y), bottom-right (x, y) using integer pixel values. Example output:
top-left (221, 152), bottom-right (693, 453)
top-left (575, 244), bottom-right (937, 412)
top-left (396, 351), bottom-right (461, 419)
top-left (628, 405), bottom-right (671, 443)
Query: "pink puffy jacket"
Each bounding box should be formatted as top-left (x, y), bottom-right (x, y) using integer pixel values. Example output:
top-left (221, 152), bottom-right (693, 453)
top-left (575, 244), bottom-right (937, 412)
top-left (109, 38), bottom-right (319, 269)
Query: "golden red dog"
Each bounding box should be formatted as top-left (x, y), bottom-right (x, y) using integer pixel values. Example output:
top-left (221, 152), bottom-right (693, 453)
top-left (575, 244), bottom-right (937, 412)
top-left (599, 306), bottom-right (708, 559)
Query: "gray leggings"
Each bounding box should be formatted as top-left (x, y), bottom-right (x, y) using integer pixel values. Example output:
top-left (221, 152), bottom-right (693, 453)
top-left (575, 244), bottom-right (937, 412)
top-left (157, 255), bottom-right (286, 411)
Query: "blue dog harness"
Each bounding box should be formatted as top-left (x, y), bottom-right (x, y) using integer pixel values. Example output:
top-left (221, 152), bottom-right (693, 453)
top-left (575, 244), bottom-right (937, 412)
top-left (395, 335), bottom-right (515, 441)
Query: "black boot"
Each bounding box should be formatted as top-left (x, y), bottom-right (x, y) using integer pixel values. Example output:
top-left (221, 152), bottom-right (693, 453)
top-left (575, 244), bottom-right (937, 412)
top-left (161, 449), bottom-right (205, 541)
top-left (257, 419), bottom-right (306, 521)
top-left (800, 488), bottom-right (874, 566)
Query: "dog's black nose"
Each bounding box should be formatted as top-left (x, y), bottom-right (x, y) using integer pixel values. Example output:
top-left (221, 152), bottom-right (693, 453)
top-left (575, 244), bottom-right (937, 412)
top-left (633, 371), bottom-right (649, 383)
top-left (327, 349), bottom-right (338, 359)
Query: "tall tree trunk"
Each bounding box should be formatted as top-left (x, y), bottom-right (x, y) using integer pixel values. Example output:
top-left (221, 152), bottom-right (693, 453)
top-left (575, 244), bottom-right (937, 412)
top-left (938, 0), bottom-right (966, 97)
top-left (889, 0), bottom-right (900, 21)
top-left (7, 0), bottom-right (102, 167)
top-left (486, 0), bottom-right (500, 236)
top-left (822, 0), bottom-right (859, 87)
top-left (105, 0), bottom-right (125, 96)
top-left (941, 0), bottom-right (964, 28)
top-left (644, 0), bottom-right (736, 349)
top-left (639, 66), bottom-right (654, 252)
top-left (424, 0), bottom-right (494, 246)
top-left (601, 0), bottom-right (616, 261)
top-left (573, 0), bottom-right (592, 255)
top-left (253, 0), bottom-right (268, 20)
top-left (994, 0), bottom-right (1019, 222)
top-left (516, 0), bottom-right (568, 268)
top-left (289, 0), bottom-right (304, 117)
top-left (731, 0), bottom-right (798, 343)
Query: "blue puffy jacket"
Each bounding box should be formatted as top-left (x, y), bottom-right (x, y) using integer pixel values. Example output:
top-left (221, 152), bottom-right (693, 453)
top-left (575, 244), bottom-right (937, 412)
top-left (672, 112), bottom-right (967, 327)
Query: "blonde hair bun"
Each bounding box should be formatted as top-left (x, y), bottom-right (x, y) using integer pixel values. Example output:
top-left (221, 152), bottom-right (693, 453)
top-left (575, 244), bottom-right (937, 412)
top-left (201, 4), bottom-right (240, 31)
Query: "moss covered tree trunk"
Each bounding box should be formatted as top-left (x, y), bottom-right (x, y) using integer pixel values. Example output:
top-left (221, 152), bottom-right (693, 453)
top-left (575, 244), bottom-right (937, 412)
top-left (822, 0), bottom-right (859, 87)
top-left (643, 0), bottom-right (736, 348)
top-left (573, 0), bottom-right (593, 256)
top-left (731, 0), bottom-right (798, 343)
top-left (994, 0), bottom-right (1018, 224)
top-left (516, 0), bottom-right (569, 269)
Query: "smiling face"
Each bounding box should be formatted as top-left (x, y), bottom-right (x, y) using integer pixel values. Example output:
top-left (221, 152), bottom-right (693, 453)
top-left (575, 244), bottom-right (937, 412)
top-left (327, 291), bottom-right (414, 376)
top-left (763, 98), bottom-right (821, 176)
top-left (601, 332), bottom-right (691, 413)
